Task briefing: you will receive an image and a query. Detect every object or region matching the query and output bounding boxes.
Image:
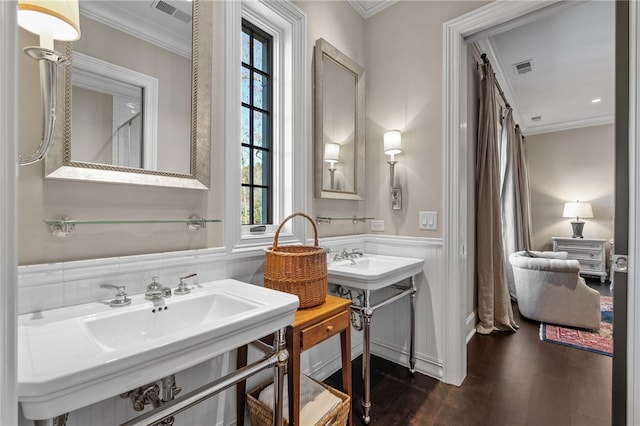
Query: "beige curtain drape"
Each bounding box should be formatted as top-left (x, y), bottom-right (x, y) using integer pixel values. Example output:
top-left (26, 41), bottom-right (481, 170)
top-left (476, 63), bottom-right (518, 334)
top-left (500, 109), bottom-right (533, 299)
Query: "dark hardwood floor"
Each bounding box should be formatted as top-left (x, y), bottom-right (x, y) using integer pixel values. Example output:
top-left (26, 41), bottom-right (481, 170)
top-left (325, 279), bottom-right (613, 426)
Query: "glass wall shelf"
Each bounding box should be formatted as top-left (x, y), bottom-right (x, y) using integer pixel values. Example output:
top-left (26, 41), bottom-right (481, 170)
top-left (316, 215), bottom-right (375, 224)
top-left (44, 216), bottom-right (221, 237)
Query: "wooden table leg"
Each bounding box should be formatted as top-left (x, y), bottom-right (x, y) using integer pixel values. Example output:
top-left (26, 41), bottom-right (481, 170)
top-left (236, 344), bottom-right (248, 426)
top-left (286, 326), bottom-right (300, 426)
top-left (340, 325), bottom-right (353, 426)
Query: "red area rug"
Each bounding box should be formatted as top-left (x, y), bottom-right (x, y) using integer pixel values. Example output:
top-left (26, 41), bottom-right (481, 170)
top-left (539, 296), bottom-right (613, 356)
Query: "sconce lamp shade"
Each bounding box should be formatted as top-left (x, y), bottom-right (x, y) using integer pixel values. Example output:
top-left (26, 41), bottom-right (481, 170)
top-left (18, 0), bottom-right (81, 43)
top-left (324, 143), bottom-right (340, 163)
top-left (383, 130), bottom-right (402, 157)
top-left (562, 202), bottom-right (593, 220)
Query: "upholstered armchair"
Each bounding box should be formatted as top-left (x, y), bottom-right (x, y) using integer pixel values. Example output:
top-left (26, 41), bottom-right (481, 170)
top-left (509, 250), bottom-right (601, 330)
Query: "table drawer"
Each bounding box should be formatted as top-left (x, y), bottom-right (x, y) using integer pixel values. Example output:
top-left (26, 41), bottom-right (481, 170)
top-left (579, 260), bottom-right (605, 273)
top-left (566, 250), bottom-right (603, 261)
top-left (554, 239), bottom-right (604, 251)
top-left (300, 310), bottom-right (349, 351)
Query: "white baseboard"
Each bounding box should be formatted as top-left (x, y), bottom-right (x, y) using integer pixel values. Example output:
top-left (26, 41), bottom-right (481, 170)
top-left (466, 310), bottom-right (477, 343)
top-left (370, 340), bottom-right (443, 381)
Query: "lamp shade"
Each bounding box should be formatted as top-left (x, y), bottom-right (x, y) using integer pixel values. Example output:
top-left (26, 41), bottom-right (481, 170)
top-left (18, 0), bottom-right (81, 41)
top-left (383, 130), bottom-right (402, 156)
top-left (324, 143), bottom-right (340, 163)
top-left (563, 202), bottom-right (593, 220)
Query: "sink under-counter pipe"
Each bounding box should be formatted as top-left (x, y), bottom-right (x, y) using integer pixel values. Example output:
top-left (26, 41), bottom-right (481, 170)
top-left (120, 328), bottom-right (288, 426)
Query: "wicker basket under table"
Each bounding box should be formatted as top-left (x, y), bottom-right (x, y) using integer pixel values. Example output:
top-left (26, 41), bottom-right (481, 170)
top-left (264, 212), bottom-right (328, 309)
top-left (247, 376), bottom-right (350, 426)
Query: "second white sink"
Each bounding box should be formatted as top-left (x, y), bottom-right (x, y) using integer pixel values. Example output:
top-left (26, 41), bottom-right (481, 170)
top-left (327, 253), bottom-right (424, 290)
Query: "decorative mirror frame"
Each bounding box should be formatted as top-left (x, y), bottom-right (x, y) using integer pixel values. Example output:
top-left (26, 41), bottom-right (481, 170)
top-left (314, 38), bottom-right (365, 200)
top-left (44, 0), bottom-right (212, 190)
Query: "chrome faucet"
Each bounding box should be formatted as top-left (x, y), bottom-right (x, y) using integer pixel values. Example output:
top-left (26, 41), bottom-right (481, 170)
top-left (145, 277), bottom-right (172, 300)
top-left (175, 273), bottom-right (197, 295)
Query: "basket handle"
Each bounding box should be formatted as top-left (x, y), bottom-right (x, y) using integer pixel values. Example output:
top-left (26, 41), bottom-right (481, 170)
top-left (272, 212), bottom-right (319, 250)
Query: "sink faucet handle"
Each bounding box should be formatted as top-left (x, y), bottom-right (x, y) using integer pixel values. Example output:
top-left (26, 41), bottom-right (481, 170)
top-left (175, 273), bottom-right (197, 295)
top-left (101, 284), bottom-right (131, 307)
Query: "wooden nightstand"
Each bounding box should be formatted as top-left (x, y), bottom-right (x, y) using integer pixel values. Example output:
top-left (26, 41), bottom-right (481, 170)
top-left (237, 294), bottom-right (352, 426)
top-left (552, 237), bottom-right (608, 283)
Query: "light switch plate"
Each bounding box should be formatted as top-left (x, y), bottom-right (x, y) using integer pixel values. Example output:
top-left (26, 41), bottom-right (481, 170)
top-left (371, 219), bottom-right (385, 232)
top-left (419, 211), bottom-right (437, 230)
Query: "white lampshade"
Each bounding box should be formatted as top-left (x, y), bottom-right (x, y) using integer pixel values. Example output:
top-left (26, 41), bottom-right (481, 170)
top-left (18, 0), bottom-right (81, 46)
top-left (383, 130), bottom-right (402, 156)
top-left (563, 202), bottom-right (594, 220)
top-left (324, 143), bottom-right (340, 163)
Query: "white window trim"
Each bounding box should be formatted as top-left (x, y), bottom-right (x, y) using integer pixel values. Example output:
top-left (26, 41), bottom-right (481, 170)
top-left (224, 0), bottom-right (307, 254)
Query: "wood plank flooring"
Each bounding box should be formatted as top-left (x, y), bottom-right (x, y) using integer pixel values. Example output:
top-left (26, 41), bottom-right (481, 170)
top-left (325, 281), bottom-right (613, 426)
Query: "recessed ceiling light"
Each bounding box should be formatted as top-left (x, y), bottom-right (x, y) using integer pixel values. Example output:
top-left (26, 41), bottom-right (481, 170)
top-left (592, 98), bottom-right (602, 103)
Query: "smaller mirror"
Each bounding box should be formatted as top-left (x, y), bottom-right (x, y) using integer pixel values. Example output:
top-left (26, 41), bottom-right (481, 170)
top-left (314, 38), bottom-right (365, 200)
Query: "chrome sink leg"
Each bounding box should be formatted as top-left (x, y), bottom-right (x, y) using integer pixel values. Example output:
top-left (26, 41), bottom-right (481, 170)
top-left (409, 276), bottom-right (417, 374)
top-left (361, 290), bottom-right (372, 425)
top-left (273, 328), bottom-right (287, 426)
top-left (34, 414), bottom-right (68, 426)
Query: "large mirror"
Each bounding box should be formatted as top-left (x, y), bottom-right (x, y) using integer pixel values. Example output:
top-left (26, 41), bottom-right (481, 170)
top-left (45, 0), bottom-right (212, 189)
top-left (314, 38), bottom-right (365, 200)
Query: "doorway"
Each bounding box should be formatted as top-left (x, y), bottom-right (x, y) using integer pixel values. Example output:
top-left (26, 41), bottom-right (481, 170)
top-left (442, 1), bottom-right (633, 423)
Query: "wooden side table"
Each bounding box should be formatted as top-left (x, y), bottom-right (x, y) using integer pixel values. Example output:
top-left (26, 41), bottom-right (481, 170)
top-left (237, 294), bottom-right (352, 426)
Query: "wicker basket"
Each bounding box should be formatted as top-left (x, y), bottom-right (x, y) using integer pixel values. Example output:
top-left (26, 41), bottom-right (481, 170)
top-left (264, 212), bottom-right (327, 309)
top-left (247, 376), bottom-right (350, 426)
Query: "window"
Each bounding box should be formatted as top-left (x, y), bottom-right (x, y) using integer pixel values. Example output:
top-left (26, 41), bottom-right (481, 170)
top-left (224, 0), bottom-right (307, 253)
top-left (241, 20), bottom-right (272, 225)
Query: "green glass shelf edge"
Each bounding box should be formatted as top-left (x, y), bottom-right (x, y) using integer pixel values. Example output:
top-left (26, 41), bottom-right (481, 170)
top-left (43, 219), bottom-right (222, 225)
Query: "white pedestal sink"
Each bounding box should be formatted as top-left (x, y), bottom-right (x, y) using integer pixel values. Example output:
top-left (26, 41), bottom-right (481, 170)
top-left (327, 253), bottom-right (424, 424)
top-left (18, 279), bottom-right (299, 421)
top-left (327, 253), bottom-right (424, 290)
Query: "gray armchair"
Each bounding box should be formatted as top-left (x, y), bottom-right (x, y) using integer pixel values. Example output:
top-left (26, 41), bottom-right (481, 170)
top-left (509, 250), bottom-right (601, 330)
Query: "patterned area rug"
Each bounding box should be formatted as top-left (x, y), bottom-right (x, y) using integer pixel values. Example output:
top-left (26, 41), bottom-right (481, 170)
top-left (539, 296), bottom-right (613, 356)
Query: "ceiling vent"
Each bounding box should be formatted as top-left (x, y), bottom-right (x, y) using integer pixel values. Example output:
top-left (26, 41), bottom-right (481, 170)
top-left (152, 0), bottom-right (192, 24)
top-left (531, 115), bottom-right (542, 122)
top-left (514, 60), bottom-right (533, 75)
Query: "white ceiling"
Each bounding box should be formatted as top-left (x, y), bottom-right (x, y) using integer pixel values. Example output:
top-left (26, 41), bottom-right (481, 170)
top-left (477, 1), bottom-right (615, 135)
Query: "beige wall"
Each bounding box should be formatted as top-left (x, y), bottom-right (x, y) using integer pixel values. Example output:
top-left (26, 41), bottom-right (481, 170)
top-left (297, 0), bottom-right (370, 237)
top-left (362, 1), bottom-right (485, 237)
top-left (527, 124), bottom-right (615, 251)
top-left (17, 1), bottom-right (487, 265)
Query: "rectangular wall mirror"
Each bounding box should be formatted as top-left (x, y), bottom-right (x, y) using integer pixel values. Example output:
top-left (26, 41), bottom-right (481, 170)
top-left (314, 38), bottom-right (365, 200)
top-left (45, 0), bottom-right (212, 189)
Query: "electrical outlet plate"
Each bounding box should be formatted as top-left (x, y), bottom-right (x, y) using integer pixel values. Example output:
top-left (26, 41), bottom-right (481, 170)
top-left (371, 219), bottom-right (385, 232)
top-left (419, 211), bottom-right (437, 230)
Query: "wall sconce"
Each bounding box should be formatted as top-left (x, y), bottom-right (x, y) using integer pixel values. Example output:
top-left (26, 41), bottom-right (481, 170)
top-left (324, 142), bottom-right (340, 190)
top-left (384, 130), bottom-right (402, 210)
top-left (17, 0), bottom-right (81, 166)
top-left (563, 200), bottom-right (594, 238)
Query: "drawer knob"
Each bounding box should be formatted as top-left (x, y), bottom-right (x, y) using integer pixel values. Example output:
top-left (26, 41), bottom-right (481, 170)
top-left (326, 325), bottom-right (334, 332)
